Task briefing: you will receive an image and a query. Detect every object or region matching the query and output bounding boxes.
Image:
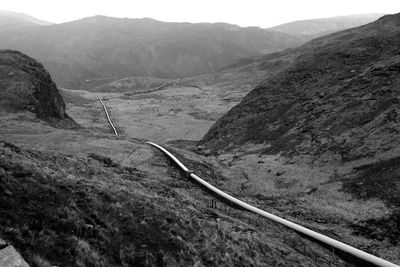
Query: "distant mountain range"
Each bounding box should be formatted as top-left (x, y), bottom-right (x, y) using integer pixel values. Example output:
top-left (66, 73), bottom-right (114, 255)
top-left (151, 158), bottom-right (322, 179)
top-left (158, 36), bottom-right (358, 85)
top-left (0, 10), bottom-right (52, 32)
top-left (269, 13), bottom-right (383, 37)
top-left (0, 11), bottom-right (383, 88)
top-left (202, 13), bottom-right (400, 162)
top-left (0, 14), bottom-right (304, 87)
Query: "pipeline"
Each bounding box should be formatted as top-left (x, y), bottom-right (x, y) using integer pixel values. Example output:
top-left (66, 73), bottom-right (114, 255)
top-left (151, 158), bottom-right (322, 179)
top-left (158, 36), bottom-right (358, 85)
top-left (147, 141), bottom-right (399, 267)
top-left (99, 98), bottom-right (118, 136)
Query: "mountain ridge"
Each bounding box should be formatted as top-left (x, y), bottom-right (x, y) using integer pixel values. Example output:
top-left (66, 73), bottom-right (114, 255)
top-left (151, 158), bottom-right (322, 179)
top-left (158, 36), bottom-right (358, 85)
top-left (0, 15), bottom-right (304, 87)
top-left (0, 10), bottom-right (52, 30)
top-left (269, 13), bottom-right (384, 37)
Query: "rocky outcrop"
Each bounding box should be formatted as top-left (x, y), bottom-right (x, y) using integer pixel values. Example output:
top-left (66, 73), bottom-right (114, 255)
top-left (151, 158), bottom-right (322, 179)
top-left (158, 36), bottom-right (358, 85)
top-left (0, 50), bottom-right (76, 125)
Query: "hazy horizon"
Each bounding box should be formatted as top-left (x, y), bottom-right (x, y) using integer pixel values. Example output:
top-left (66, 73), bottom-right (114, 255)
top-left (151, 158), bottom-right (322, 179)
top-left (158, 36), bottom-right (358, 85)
top-left (2, 0), bottom-right (400, 28)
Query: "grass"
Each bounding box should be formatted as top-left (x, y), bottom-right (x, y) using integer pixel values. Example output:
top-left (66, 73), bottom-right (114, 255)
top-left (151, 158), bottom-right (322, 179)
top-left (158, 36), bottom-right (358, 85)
top-left (166, 143), bottom-right (400, 265)
top-left (0, 140), bottom-right (333, 266)
top-left (341, 156), bottom-right (400, 246)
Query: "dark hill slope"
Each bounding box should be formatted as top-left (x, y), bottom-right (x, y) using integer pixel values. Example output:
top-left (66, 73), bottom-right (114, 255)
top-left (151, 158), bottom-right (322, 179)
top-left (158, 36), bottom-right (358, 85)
top-left (0, 16), bottom-right (305, 87)
top-left (202, 13), bottom-right (400, 161)
top-left (0, 50), bottom-right (75, 124)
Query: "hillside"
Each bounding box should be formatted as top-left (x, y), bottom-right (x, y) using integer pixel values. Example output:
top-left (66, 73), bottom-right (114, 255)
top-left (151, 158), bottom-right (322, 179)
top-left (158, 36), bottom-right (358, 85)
top-left (0, 15), bottom-right (305, 88)
top-left (196, 13), bottom-right (400, 265)
top-left (202, 12), bottom-right (400, 162)
top-left (269, 13), bottom-right (383, 37)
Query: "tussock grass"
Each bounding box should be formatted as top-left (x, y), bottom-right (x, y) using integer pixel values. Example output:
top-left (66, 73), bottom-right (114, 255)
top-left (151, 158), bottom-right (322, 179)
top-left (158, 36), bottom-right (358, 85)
top-left (0, 141), bottom-right (327, 266)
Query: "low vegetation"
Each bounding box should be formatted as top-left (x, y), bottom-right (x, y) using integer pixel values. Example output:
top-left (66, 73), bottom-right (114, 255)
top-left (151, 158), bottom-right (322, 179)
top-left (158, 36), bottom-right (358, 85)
top-left (1, 141), bottom-right (335, 266)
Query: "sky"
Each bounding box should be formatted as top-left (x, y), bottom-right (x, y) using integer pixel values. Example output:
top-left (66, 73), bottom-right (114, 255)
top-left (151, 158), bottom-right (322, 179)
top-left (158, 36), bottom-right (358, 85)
top-left (2, 0), bottom-right (400, 27)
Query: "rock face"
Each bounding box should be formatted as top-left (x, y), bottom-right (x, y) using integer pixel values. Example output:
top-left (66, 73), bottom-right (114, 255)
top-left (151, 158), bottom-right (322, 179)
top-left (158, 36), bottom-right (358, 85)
top-left (0, 49), bottom-right (72, 121)
top-left (202, 13), bottom-right (400, 162)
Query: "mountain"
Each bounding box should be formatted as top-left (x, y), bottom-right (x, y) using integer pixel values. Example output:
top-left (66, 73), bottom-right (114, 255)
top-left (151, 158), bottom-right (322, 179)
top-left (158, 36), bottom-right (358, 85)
top-left (0, 10), bottom-right (52, 25)
top-left (0, 13), bottom-right (381, 89)
top-left (269, 13), bottom-right (384, 37)
top-left (0, 10), bottom-right (52, 32)
top-left (0, 15), bottom-right (305, 88)
top-left (201, 12), bottom-right (400, 162)
top-left (0, 49), bottom-right (75, 126)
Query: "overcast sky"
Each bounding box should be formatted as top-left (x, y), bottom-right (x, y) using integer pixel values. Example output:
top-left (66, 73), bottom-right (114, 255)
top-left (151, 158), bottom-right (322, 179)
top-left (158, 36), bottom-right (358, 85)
top-left (3, 0), bottom-right (400, 27)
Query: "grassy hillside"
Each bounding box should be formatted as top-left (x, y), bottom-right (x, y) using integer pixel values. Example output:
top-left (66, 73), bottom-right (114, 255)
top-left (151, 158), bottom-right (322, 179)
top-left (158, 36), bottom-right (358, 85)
top-left (0, 137), bottom-right (348, 266)
top-left (198, 16), bottom-right (400, 263)
top-left (202, 13), bottom-right (400, 162)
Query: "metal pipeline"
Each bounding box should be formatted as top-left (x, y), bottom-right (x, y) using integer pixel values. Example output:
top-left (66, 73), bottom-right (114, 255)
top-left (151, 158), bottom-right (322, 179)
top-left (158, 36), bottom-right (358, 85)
top-left (147, 141), bottom-right (399, 267)
top-left (99, 98), bottom-right (118, 136)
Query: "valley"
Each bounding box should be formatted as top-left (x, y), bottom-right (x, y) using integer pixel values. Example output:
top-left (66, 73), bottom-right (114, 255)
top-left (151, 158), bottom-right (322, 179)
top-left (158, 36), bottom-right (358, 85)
top-left (1, 9), bottom-right (400, 267)
top-left (0, 51), bottom-right (348, 267)
top-left (63, 72), bottom-right (266, 142)
top-left (56, 79), bottom-right (400, 266)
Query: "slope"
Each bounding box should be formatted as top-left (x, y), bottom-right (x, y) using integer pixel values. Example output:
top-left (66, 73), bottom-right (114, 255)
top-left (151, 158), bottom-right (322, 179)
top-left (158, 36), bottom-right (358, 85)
top-left (202, 12), bottom-right (400, 162)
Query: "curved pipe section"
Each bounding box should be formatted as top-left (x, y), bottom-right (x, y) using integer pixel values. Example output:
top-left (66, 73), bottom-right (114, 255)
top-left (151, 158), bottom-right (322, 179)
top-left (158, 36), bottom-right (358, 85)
top-left (147, 141), bottom-right (399, 267)
top-left (99, 98), bottom-right (118, 136)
